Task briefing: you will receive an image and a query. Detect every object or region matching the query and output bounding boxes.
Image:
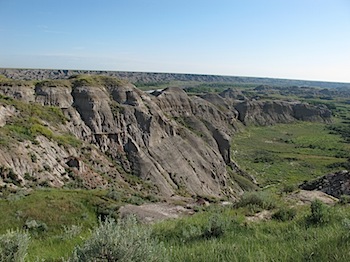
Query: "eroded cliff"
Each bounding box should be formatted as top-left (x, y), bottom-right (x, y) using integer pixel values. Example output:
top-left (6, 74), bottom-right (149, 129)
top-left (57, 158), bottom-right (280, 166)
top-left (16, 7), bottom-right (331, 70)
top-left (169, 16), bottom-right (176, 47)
top-left (0, 76), bottom-right (332, 199)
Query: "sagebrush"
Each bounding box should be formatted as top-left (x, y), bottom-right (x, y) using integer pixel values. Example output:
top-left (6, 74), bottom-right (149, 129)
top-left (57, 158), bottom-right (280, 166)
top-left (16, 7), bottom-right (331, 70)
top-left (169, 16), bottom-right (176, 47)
top-left (0, 230), bottom-right (30, 262)
top-left (71, 216), bottom-right (168, 262)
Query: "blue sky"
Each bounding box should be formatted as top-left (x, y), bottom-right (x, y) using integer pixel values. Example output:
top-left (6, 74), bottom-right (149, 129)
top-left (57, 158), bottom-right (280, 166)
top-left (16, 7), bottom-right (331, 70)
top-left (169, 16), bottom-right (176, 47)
top-left (1, 0), bottom-right (350, 82)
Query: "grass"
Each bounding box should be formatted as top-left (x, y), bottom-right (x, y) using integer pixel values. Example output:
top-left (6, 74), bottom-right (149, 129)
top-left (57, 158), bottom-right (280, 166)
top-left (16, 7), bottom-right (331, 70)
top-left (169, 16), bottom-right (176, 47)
top-left (153, 203), bottom-right (350, 262)
top-left (2, 189), bottom-right (350, 261)
top-left (0, 190), bottom-right (102, 231)
top-left (0, 187), bottom-right (165, 260)
top-left (0, 189), bottom-right (113, 260)
top-left (70, 74), bottom-right (128, 88)
top-left (0, 94), bottom-right (66, 124)
top-left (231, 121), bottom-right (350, 189)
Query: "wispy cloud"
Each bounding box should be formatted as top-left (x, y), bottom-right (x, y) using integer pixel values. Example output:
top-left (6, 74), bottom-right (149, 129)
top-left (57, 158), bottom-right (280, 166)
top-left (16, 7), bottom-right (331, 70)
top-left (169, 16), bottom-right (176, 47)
top-left (36, 25), bottom-right (70, 35)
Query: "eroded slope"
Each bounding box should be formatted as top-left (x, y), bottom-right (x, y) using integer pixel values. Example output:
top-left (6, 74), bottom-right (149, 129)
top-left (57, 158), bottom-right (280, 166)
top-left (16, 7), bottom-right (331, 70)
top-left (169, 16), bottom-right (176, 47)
top-left (0, 76), bottom-right (332, 199)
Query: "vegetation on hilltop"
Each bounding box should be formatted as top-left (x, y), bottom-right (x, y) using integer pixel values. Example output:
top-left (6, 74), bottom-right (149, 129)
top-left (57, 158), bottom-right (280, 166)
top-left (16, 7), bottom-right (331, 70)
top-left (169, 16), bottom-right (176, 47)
top-left (69, 74), bottom-right (129, 88)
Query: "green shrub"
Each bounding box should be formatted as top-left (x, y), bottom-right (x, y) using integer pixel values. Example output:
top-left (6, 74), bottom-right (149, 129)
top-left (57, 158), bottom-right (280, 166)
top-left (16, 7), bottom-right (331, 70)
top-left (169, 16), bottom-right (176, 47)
top-left (202, 214), bottom-right (227, 239)
top-left (96, 202), bottom-right (120, 221)
top-left (236, 191), bottom-right (276, 211)
top-left (180, 223), bottom-right (203, 242)
top-left (0, 230), bottom-right (30, 262)
top-left (306, 200), bottom-right (330, 226)
top-left (280, 183), bottom-right (297, 193)
top-left (272, 207), bottom-right (297, 221)
top-left (71, 216), bottom-right (167, 261)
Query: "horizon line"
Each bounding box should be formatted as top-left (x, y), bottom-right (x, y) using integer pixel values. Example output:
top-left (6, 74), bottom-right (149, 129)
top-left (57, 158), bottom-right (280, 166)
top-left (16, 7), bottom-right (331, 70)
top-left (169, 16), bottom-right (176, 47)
top-left (1, 66), bottom-right (350, 85)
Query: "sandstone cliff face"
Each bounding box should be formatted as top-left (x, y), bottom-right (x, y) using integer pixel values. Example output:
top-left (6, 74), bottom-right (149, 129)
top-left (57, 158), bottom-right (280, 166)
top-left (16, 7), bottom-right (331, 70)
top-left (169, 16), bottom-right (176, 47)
top-left (0, 79), bottom-right (332, 199)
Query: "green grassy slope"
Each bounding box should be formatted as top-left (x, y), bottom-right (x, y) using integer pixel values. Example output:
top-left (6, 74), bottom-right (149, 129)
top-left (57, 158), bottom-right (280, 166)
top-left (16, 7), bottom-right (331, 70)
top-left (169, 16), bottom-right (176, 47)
top-left (0, 189), bottom-right (110, 260)
top-left (154, 202), bottom-right (350, 262)
top-left (231, 121), bottom-right (350, 189)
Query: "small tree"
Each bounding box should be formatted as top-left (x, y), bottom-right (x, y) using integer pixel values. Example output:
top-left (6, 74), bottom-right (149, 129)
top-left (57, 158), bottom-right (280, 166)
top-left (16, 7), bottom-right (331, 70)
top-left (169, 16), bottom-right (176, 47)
top-left (0, 230), bottom-right (30, 262)
top-left (71, 216), bottom-right (168, 262)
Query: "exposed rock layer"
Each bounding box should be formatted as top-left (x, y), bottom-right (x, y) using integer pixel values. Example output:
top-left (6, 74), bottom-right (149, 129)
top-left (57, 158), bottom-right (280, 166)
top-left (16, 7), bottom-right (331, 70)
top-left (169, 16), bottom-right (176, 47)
top-left (0, 76), bottom-right (333, 199)
top-left (234, 100), bottom-right (331, 125)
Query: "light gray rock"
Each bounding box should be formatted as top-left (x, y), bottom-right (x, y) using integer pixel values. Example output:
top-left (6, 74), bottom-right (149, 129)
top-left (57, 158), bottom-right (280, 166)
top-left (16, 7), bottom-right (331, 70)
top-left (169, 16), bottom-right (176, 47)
top-left (0, 76), bottom-right (332, 199)
top-left (234, 100), bottom-right (331, 125)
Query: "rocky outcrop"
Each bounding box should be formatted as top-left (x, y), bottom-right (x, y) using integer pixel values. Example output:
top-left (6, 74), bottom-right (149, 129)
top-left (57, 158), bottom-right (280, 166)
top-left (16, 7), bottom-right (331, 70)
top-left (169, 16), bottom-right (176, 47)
top-left (0, 136), bottom-right (114, 190)
top-left (0, 105), bottom-right (17, 127)
top-left (300, 170), bottom-right (350, 198)
top-left (35, 83), bottom-right (73, 108)
top-left (293, 103), bottom-right (332, 122)
top-left (201, 89), bottom-right (332, 126)
top-left (0, 83), bottom-right (35, 103)
top-left (0, 78), bottom-right (247, 199)
top-left (234, 100), bottom-right (332, 125)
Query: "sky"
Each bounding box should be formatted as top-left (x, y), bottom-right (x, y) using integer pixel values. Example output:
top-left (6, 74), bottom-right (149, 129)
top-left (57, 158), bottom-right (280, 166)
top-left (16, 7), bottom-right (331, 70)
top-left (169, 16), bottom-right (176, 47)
top-left (0, 0), bottom-right (350, 82)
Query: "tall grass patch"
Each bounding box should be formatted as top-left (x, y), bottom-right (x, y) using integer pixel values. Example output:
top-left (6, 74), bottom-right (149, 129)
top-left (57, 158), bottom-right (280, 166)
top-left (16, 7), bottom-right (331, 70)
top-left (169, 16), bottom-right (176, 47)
top-left (155, 204), bottom-right (350, 262)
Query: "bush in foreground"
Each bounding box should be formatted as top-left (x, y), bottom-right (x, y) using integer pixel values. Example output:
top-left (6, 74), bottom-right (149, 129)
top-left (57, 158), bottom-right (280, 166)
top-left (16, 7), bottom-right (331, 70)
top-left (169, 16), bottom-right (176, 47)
top-left (71, 216), bottom-right (168, 262)
top-left (306, 200), bottom-right (330, 226)
top-left (0, 230), bottom-right (30, 262)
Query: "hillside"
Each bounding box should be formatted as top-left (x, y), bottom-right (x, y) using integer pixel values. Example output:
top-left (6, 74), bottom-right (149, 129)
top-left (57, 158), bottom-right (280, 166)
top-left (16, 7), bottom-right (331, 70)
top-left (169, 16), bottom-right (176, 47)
top-left (0, 74), bottom-right (333, 200)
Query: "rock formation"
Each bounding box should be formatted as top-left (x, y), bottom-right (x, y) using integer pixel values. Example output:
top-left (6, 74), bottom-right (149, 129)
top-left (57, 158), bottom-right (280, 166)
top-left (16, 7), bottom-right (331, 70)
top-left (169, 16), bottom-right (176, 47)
top-left (0, 77), bottom-right (246, 198)
top-left (300, 170), bottom-right (350, 198)
top-left (234, 100), bottom-right (331, 125)
top-left (0, 76), bottom-right (333, 199)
